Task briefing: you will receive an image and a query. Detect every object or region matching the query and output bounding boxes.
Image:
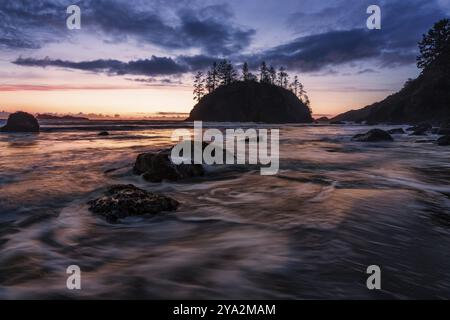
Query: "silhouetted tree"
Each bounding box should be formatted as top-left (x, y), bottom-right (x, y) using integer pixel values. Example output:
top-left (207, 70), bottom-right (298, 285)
top-left (242, 62), bottom-right (250, 81)
top-left (417, 19), bottom-right (450, 70)
top-left (277, 67), bottom-right (288, 88)
top-left (298, 82), bottom-right (306, 101)
top-left (210, 62), bottom-right (219, 90)
top-left (259, 61), bottom-right (270, 83)
top-left (248, 72), bottom-right (257, 82)
top-left (217, 60), bottom-right (237, 86)
top-left (269, 66), bottom-right (276, 85)
top-left (205, 71), bottom-right (214, 93)
top-left (291, 75), bottom-right (300, 96)
top-left (193, 71), bottom-right (205, 102)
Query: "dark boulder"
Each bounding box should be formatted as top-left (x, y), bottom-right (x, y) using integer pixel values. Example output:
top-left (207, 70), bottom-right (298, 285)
top-left (0, 112), bottom-right (39, 133)
top-left (408, 123), bottom-right (432, 136)
top-left (352, 129), bottom-right (394, 142)
top-left (437, 135), bottom-right (450, 146)
top-left (387, 128), bottom-right (406, 134)
top-left (134, 149), bottom-right (204, 183)
top-left (88, 184), bottom-right (179, 222)
top-left (98, 131), bottom-right (109, 136)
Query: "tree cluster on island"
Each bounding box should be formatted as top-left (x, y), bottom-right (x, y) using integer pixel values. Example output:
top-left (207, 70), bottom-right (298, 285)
top-left (193, 60), bottom-right (310, 108)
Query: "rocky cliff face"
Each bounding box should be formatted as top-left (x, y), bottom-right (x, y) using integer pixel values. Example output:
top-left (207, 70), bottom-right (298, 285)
top-left (187, 81), bottom-right (313, 123)
top-left (332, 66), bottom-right (450, 125)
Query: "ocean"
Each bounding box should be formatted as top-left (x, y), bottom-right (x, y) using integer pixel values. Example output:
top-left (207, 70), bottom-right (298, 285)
top-left (0, 120), bottom-right (449, 299)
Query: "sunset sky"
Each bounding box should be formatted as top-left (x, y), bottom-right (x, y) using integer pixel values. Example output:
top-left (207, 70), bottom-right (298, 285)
top-left (1, 0), bottom-right (449, 118)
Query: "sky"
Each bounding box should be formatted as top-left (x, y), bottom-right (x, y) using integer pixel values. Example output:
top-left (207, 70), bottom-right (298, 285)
top-left (0, 0), bottom-right (449, 118)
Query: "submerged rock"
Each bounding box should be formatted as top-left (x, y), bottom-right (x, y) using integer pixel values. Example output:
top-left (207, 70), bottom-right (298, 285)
top-left (98, 131), bottom-right (109, 136)
top-left (352, 129), bottom-right (393, 142)
top-left (437, 135), bottom-right (450, 146)
top-left (408, 123), bottom-right (432, 136)
top-left (134, 149), bottom-right (204, 183)
top-left (0, 112), bottom-right (39, 133)
top-left (88, 184), bottom-right (179, 222)
top-left (387, 128), bottom-right (406, 134)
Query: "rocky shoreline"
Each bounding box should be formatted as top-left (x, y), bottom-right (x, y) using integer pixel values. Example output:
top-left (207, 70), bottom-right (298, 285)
top-left (2, 111), bottom-right (449, 223)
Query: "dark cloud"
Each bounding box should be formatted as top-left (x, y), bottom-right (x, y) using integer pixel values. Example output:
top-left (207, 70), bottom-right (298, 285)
top-left (177, 55), bottom-right (218, 70)
top-left (13, 56), bottom-right (188, 76)
top-left (12, 53), bottom-right (223, 78)
top-left (278, 0), bottom-right (449, 71)
top-left (3, 0), bottom-right (449, 74)
top-left (249, 29), bottom-right (384, 72)
top-left (0, 0), bottom-right (255, 55)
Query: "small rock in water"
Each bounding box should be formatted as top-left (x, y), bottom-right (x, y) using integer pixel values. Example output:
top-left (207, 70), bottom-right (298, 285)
top-left (408, 123), bottom-right (432, 136)
top-left (352, 129), bottom-right (393, 142)
top-left (98, 131), bottom-right (109, 136)
top-left (0, 111), bottom-right (40, 133)
top-left (437, 135), bottom-right (450, 146)
top-left (134, 149), bottom-right (204, 183)
top-left (88, 184), bottom-right (179, 222)
top-left (387, 128), bottom-right (405, 134)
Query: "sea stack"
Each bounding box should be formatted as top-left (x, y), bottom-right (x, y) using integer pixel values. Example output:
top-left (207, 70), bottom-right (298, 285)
top-left (0, 111), bottom-right (40, 133)
top-left (187, 81), bottom-right (313, 123)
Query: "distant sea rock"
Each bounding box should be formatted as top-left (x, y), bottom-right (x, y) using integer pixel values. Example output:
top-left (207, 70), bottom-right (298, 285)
top-left (187, 81), bottom-right (313, 123)
top-left (0, 111), bottom-right (39, 133)
top-left (352, 129), bottom-right (394, 142)
top-left (88, 184), bottom-right (179, 222)
top-left (37, 114), bottom-right (89, 121)
top-left (332, 65), bottom-right (450, 125)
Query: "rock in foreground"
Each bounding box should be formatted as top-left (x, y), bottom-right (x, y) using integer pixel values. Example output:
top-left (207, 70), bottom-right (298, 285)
top-left (352, 129), bottom-right (393, 142)
top-left (0, 111), bottom-right (40, 133)
top-left (88, 184), bottom-right (179, 222)
top-left (134, 149), bottom-right (204, 182)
